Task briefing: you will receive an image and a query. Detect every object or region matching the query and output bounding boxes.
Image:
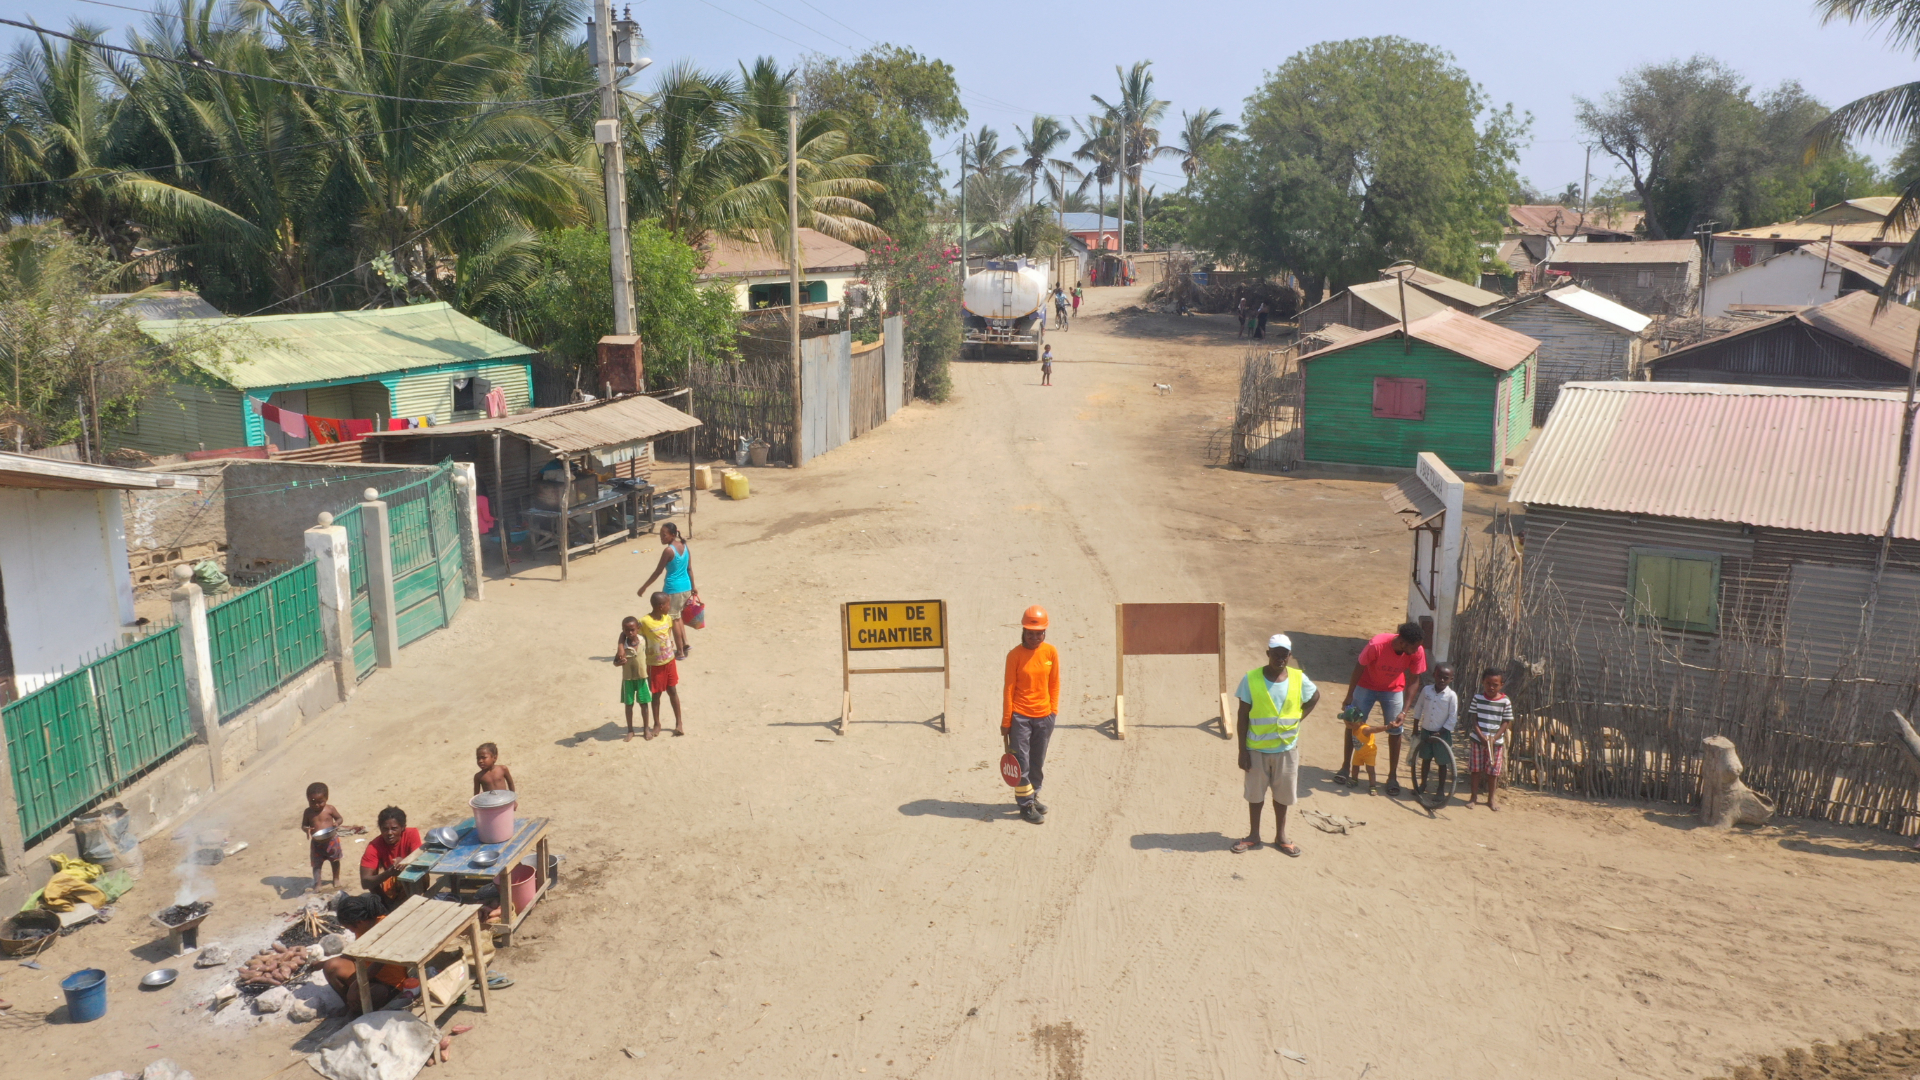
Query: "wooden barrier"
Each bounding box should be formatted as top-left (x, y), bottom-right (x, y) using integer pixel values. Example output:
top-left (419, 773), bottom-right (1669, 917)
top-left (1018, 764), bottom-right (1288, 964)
top-left (1113, 603), bottom-right (1230, 740)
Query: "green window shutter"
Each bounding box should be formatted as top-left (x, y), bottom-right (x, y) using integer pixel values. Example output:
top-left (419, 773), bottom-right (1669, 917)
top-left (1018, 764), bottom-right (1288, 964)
top-left (1628, 548), bottom-right (1721, 634)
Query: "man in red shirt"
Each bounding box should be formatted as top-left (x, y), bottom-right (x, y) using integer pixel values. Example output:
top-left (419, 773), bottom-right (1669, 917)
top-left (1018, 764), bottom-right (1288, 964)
top-left (1338, 622), bottom-right (1427, 796)
top-left (360, 806), bottom-right (421, 906)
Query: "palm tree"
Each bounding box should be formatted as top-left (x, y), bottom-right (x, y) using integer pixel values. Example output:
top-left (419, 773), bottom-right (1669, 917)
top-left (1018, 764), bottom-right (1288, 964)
top-left (1173, 107), bottom-right (1236, 188)
top-left (1809, 0), bottom-right (1920, 297)
top-left (1072, 113), bottom-right (1119, 247)
top-left (1016, 115), bottom-right (1069, 207)
top-left (961, 124), bottom-right (1015, 182)
top-left (1090, 61), bottom-right (1171, 251)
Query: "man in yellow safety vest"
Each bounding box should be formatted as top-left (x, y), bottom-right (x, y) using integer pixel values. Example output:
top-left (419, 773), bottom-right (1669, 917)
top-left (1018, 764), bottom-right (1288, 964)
top-left (1233, 634), bottom-right (1321, 856)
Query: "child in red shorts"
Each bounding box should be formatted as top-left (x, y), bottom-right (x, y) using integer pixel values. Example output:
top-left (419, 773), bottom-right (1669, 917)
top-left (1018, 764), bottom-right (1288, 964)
top-left (641, 592), bottom-right (684, 737)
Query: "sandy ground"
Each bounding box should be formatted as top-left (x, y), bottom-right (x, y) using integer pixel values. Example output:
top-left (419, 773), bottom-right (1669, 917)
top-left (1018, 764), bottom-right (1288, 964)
top-left (7, 287), bottom-right (1920, 1080)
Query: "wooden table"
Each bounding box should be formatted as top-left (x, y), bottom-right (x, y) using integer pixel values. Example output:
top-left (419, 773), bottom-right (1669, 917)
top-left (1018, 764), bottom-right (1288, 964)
top-left (427, 815), bottom-right (552, 945)
top-left (525, 490), bottom-right (637, 558)
top-left (341, 895), bottom-right (489, 1039)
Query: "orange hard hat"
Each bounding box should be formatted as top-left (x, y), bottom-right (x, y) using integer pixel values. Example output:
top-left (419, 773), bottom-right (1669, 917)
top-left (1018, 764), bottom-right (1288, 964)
top-left (1021, 605), bottom-right (1050, 630)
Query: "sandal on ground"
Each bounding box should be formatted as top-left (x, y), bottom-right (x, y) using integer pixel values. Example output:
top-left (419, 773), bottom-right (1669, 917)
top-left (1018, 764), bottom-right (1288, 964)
top-left (1386, 781), bottom-right (1402, 796)
top-left (1331, 773), bottom-right (1352, 787)
top-left (1276, 841), bottom-right (1302, 857)
top-left (486, 973), bottom-right (514, 989)
top-left (1231, 838), bottom-right (1261, 854)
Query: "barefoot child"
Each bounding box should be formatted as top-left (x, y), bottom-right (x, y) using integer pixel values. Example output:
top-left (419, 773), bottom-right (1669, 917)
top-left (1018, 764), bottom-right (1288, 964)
top-left (1347, 715), bottom-right (1390, 794)
top-left (614, 616), bottom-right (653, 742)
top-left (301, 782), bottom-right (344, 890)
top-left (641, 593), bottom-right (683, 737)
top-left (473, 743), bottom-right (515, 793)
top-left (1407, 663), bottom-right (1460, 794)
top-left (1466, 669), bottom-right (1514, 810)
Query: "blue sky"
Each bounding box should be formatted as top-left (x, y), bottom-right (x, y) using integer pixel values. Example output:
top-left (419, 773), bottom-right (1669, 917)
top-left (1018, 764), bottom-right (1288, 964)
top-left (9, 0), bottom-right (1914, 198)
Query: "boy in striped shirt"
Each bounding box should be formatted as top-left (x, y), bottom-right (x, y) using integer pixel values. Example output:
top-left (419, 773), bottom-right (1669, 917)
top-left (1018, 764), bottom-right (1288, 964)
top-left (1466, 669), bottom-right (1514, 811)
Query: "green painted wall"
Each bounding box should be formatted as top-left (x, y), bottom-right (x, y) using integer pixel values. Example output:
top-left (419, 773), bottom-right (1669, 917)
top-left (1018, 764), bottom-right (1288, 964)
top-left (1302, 338), bottom-right (1519, 472)
top-left (1504, 362), bottom-right (1533, 452)
top-left (111, 381), bottom-right (247, 456)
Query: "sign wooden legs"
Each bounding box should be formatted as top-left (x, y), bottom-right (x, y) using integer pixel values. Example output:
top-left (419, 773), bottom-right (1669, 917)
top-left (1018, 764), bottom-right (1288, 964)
top-left (1114, 604), bottom-right (1128, 740)
top-left (840, 602), bottom-right (852, 736)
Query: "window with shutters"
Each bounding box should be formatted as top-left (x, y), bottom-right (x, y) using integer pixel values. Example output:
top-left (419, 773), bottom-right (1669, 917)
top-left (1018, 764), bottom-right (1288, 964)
top-left (1371, 377), bottom-right (1427, 420)
top-left (1636, 270), bottom-right (1654, 288)
top-left (1733, 244), bottom-right (1755, 266)
top-left (1627, 547), bottom-right (1721, 633)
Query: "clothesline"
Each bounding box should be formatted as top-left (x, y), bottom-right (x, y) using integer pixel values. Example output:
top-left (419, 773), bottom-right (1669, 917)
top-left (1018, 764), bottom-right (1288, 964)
top-left (248, 397), bottom-right (438, 445)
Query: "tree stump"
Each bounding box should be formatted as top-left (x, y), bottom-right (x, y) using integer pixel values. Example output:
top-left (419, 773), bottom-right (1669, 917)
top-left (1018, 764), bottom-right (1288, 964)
top-left (1700, 735), bottom-right (1775, 829)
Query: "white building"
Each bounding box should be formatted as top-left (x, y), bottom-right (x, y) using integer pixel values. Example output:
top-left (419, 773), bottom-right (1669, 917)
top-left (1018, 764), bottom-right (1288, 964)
top-left (1699, 243), bottom-right (1891, 320)
top-left (0, 453), bottom-right (205, 700)
top-left (699, 228), bottom-right (870, 318)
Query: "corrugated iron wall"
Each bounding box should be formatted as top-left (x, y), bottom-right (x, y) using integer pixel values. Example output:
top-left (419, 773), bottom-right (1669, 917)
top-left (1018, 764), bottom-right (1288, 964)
top-left (1302, 339), bottom-right (1501, 471)
top-left (1487, 303), bottom-right (1635, 423)
top-left (389, 362), bottom-right (533, 425)
top-left (1649, 321), bottom-right (1906, 388)
top-left (1561, 266), bottom-right (1690, 315)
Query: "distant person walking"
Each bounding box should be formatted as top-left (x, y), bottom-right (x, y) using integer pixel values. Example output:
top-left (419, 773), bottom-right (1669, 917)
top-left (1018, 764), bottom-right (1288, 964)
top-left (1041, 345), bottom-right (1054, 386)
top-left (1003, 606), bottom-right (1061, 824)
top-left (1071, 283), bottom-right (1083, 317)
top-left (1254, 301), bottom-right (1270, 340)
top-left (1235, 297), bottom-right (1250, 338)
top-left (637, 522), bottom-right (697, 659)
top-left (1337, 622), bottom-right (1428, 795)
top-left (1233, 634), bottom-right (1320, 856)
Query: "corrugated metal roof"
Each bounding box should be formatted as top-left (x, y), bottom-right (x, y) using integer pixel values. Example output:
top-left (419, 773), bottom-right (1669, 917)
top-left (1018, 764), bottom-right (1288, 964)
top-left (699, 228), bottom-right (868, 278)
top-left (0, 451), bottom-right (206, 491)
top-left (1343, 279), bottom-right (1454, 322)
top-left (95, 290), bottom-right (225, 320)
top-left (140, 302), bottom-right (536, 389)
top-left (1509, 381), bottom-right (1920, 539)
top-left (1388, 266), bottom-right (1504, 309)
top-left (1303, 307), bottom-right (1539, 371)
top-left (1716, 199), bottom-right (1911, 246)
top-left (363, 393), bottom-right (700, 454)
top-left (1545, 241), bottom-right (1701, 265)
top-left (1539, 284), bottom-right (1652, 333)
top-left (1648, 290), bottom-right (1919, 370)
top-left (1382, 473), bottom-right (1445, 528)
top-left (1507, 204), bottom-right (1636, 238)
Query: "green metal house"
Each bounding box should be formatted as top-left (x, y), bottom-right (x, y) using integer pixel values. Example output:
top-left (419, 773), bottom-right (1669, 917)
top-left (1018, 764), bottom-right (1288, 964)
top-left (1299, 308), bottom-right (1539, 474)
top-left (117, 304), bottom-right (536, 456)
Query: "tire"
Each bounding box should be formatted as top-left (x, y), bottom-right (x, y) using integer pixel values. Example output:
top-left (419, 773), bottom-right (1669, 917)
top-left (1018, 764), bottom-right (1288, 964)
top-left (1411, 733), bottom-right (1457, 809)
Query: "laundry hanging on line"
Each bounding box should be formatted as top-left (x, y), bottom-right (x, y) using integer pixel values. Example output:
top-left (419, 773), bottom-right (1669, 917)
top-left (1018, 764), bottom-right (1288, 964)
top-left (250, 397), bottom-right (374, 444)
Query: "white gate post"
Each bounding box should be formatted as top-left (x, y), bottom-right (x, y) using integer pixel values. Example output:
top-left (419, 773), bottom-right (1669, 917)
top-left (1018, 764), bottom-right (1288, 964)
top-left (170, 566), bottom-right (225, 784)
top-left (305, 514), bottom-right (355, 699)
top-left (359, 490), bottom-right (399, 669)
top-left (452, 464), bottom-right (484, 601)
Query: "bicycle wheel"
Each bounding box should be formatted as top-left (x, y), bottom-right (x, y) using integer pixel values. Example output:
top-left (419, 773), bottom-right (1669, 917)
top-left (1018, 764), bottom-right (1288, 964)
top-left (1412, 736), bottom-right (1457, 809)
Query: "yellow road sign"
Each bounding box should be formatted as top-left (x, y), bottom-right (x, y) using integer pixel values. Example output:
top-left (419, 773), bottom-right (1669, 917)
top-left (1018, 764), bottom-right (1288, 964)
top-left (845, 600), bottom-right (945, 650)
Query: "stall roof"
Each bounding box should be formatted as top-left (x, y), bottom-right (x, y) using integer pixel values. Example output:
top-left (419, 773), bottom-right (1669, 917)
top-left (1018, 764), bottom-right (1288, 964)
top-left (1386, 266), bottom-right (1504, 309)
top-left (1382, 473), bottom-right (1445, 529)
top-left (0, 451), bottom-right (206, 491)
top-left (363, 393), bottom-right (700, 454)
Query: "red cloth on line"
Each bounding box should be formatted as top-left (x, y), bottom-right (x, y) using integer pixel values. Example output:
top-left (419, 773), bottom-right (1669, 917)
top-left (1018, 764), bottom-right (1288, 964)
top-left (476, 494), bottom-right (494, 534)
top-left (257, 401), bottom-right (281, 423)
top-left (306, 417), bottom-right (343, 444)
top-left (386, 418), bottom-right (409, 431)
top-left (341, 418), bottom-right (376, 441)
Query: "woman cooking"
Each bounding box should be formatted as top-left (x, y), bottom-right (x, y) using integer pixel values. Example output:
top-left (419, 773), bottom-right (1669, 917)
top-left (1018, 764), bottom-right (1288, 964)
top-left (359, 806), bottom-right (421, 907)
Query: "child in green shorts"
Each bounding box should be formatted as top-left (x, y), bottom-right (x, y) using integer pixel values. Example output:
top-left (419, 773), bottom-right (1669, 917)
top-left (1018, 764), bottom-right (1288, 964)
top-left (615, 616), bottom-right (653, 742)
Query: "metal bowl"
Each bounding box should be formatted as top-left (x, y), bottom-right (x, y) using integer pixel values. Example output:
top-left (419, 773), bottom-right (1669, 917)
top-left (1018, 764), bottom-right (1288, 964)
top-left (469, 849), bottom-right (500, 868)
top-left (309, 826), bottom-right (338, 842)
top-left (425, 826), bottom-right (461, 849)
top-left (140, 968), bottom-right (179, 989)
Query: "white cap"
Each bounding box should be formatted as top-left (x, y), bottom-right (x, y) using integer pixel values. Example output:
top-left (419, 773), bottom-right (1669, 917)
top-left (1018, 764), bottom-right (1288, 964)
top-left (1267, 633), bottom-right (1292, 651)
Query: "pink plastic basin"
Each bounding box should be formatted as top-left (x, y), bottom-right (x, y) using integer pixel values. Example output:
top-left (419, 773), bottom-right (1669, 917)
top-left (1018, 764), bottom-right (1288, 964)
top-left (509, 864), bottom-right (537, 911)
top-left (469, 791), bottom-right (517, 844)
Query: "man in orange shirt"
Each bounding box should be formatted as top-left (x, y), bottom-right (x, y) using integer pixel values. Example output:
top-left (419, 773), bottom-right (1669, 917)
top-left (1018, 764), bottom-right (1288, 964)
top-left (1003, 605), bottom-right (1062, 824)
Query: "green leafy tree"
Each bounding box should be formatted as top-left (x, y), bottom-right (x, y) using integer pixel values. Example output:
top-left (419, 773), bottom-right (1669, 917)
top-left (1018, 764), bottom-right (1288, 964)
top-left (862, 232), bottom-right (957, 401)
top-left (1188, 37), bottom-right (1523, 298)
top-left (801, 45), bottom-right (965, 242)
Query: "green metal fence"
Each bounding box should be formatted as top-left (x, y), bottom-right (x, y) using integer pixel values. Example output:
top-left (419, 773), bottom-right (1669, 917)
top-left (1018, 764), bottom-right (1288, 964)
top-left (387, 465), bottom-right (466, 648)
top-left (206, 560), bottom-right (325, 720)
top-left (2, 627), bottom-right (193, 844)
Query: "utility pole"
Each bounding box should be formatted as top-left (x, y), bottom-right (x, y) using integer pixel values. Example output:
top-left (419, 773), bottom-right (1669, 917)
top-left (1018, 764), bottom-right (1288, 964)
top-left (590, 0), bottom-right (640, 337)
top-left (1118, 130), bottom-right (1127, 259)
top-left (958, 133), bottom-right (968, 281)
top-left (789, 94), bottom-right (804, 468)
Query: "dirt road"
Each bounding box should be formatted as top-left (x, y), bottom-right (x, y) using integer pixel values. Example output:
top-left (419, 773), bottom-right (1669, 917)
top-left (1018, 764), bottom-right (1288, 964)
top-left (12, 287), bottom-right (1920, 1080)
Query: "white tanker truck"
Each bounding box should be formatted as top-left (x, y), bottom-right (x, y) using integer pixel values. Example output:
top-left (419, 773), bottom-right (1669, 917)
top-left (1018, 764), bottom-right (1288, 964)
top-left (961, 259), bottom-right (1049, 362)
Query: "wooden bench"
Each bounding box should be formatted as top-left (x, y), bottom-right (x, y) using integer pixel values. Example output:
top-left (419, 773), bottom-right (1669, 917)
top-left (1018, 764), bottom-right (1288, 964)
top-left (341, 895), bottom-right (490, 1040)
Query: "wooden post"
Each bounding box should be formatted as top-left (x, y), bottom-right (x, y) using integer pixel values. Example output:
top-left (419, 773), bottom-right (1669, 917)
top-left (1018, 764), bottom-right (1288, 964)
top-left (1217, 603), bottom-right (1232, 740)
top-left (687, 388), bottom-right (696, 540)
top-left (305, 515), bottom-right (354, 701)
top-left (1114, 603), bottom-right (1127, 739)
top-left (452, 462), bottom-right (484, 602)
top-left (940, 601), bottom-right (950, 733)
top-left (840, 602), bottom-right (851, 736)
top-left (492, 433), bottom-right (512, 577)
top-left (559, 455), bottom-right (572, 580)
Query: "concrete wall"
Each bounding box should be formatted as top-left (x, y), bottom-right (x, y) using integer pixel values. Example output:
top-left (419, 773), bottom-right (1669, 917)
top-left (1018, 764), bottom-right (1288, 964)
top-left (1702, 248), bottom-right (1845, 318)
top-left (122, 461), bottom-right (230, 590)
top-left (0, 488), bottom-right (135, 694)
top-left (217, 462), bottom-right (433, 579)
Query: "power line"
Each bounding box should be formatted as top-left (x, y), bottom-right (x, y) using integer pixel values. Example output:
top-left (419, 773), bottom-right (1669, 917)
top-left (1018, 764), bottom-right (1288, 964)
top-left (0, 18), bottom-right (604, 106)
top-left (788, 0), bottom-right (876, 46)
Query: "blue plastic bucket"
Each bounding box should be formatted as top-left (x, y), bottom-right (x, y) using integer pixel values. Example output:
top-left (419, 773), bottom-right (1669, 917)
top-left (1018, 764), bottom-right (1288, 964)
top-left (61, 968), bottom-right (107, 1023)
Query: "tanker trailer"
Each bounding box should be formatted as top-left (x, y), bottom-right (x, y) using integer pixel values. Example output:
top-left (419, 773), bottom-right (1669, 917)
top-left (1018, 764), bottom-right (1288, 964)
top-left (961, 259), bottom-right (1048, 361)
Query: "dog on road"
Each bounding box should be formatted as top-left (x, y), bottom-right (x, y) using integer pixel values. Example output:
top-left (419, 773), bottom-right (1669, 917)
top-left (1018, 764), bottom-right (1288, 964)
top-left (1152, 383), bottom-right (1172, 396)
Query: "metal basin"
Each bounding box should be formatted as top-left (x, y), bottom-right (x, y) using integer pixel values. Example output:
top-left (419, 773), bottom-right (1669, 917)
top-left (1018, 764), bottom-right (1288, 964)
top-left (469, 849), bottom-right (500, 869)
top-left (425, 826), bottom-right (461, 849)
top-left (309, 826), bottom-right (337, 842)
top-left (140, 968), bottom-right (178, 989)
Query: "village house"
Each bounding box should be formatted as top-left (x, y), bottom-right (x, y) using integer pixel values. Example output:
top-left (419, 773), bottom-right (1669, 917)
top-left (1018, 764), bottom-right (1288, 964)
top-left (1542, 240), bottom-right (1700, 315)
top-left (0, 452), bottom-right (205, 701)
top-left (122, 304), bottom-right (537, 457)
top-left (1058, 213), bottom-right (1130, 252)
top-left (1698, 242), bottom-right (1891, 319)
top-left (1298, 308), bottom-right (1537, 475)
top-left (1710, 197), bottom-right (1911, 274)
top-left (1386, 265), bottom-right (1504, 313)
top-left (1482, 284), bottom-right (1650, 424)
top-left (1297, 279), bottom-right (1453, 336)
top-left (1490, 205), bottom-right (1643, 292)
top-left (1643, 290), bottom-right (1915, 390)
top-left (699, 228), bottom-right (869, 317)
top-left (1510, 381), bottom-right (1920, 679)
